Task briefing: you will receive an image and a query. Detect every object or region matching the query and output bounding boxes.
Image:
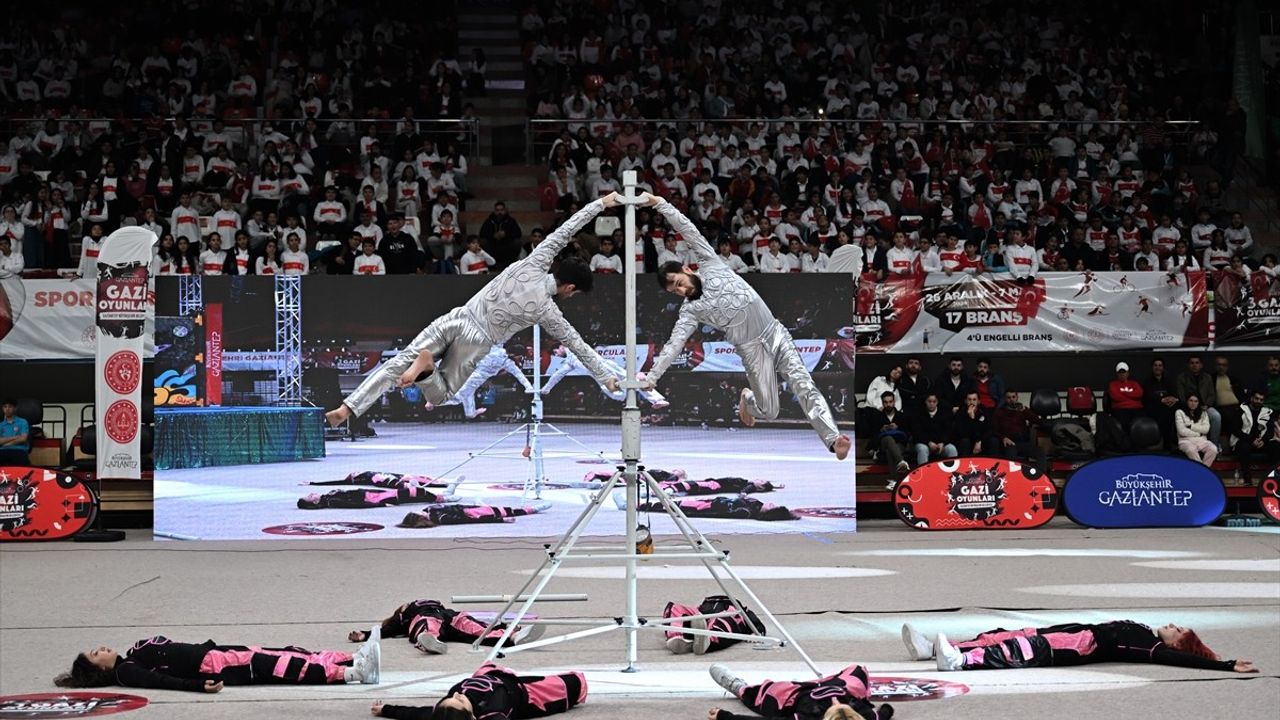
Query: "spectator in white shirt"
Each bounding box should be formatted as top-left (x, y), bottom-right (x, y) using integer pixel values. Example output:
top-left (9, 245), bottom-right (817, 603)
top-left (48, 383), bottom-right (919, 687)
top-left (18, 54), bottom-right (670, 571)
top-left (429, 208), bottom-right (461, 260)
top-left (281, 233), bottom-right (309, 275)
top-left (590, 236), bottom-right (623, 273)
top-left (716, 237), bottom-right (749, 274)
top-left (313, 186), bottom-right (348, 238)
top-left (656, 234), bottom-right (682, 267)
top-left (801, 241), bottom-right (829, 272)
top-left (1151, 215), bottom-right (1182, 251)
top-left (1132, 238), bottom-right (1162, 272)
top-left (170, 193), bottom-right (200, 247)
top-left (255, 239), bottom-right (282, 275)
top-left (353, 239), bottom-right (387, 275)
top-left (885, 232), bottom-right (919, 276)
top-left (757, 237), bottom-right (789, 273)
top-left (1189, 209), bottom-right (1217, 250)
top-left (199, 233), bottom-right (227, 276)
top-left (1003, 228), bottom-right (1037, 282)
top-left (1224, 212), bottom-right (1255, 257)
top-left (458, 236), bottom-right (496, 274)
top-left (0, 236), bottom-right (23, 278)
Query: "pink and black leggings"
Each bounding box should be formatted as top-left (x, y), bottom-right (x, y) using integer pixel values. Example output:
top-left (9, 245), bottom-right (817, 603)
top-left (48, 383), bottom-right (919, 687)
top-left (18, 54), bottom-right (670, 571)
top-left (954, 626), bottom-right (1098, 669)
top-left (662, 595), bottom-right (765, 652)
top-left (737, 664), bottom-right (888, 720)
top-left (387, 600), bottom-right (513, 647)
top-left (197, 646), bottom-right (353, 685)
top-left (405, 504), bottom-right (538, 525)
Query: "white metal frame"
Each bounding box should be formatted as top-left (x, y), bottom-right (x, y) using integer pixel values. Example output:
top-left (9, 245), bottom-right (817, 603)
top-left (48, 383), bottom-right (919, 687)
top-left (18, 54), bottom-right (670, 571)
top-left (274, 275), bottom-right (303, 405)
top-left (469, 172), bottom-right (819, 675)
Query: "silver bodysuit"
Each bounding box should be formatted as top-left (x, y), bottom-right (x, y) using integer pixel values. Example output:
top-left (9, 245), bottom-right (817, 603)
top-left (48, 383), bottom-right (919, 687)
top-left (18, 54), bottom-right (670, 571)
top-left (343, 199), bottom-right (613, 415)
top-left (647, 200), bottom-right (841, 449)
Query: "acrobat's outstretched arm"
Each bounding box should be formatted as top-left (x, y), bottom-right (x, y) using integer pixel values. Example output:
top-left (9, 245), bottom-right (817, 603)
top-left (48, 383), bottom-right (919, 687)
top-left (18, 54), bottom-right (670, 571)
top-left (651, 195), bottom-right (718, 264)
top-left (646, 309), bottom-right (699, 386)
top-left (525, 197), bottom-right (608, 273)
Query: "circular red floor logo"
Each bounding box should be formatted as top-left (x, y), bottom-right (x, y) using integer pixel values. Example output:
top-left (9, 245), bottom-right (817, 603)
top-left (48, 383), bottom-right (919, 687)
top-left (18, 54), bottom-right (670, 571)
top-left (0, 692), bottom-right (148, 718)
top-left (262, 521), bottom-right (384, 536)
top-left (104, 401), bottom-right (139, 444)
top-left (868, 677), bottom-right (969, 702)
top-left (793, 506), bottom-right (858, 520)
top-left (103, 351), bottom-right (141, 394)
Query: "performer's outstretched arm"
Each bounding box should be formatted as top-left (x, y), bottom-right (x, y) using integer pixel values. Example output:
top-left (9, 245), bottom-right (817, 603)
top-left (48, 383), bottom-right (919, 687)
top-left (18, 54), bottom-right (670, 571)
top-left (526, 197), bottom-right (608, 273)
top-left (539, 305), bottom-right (617, 388)
top-left (651, 195), bottom-right (718, 264)
top-left (647, 309), bottom-right (698, 386)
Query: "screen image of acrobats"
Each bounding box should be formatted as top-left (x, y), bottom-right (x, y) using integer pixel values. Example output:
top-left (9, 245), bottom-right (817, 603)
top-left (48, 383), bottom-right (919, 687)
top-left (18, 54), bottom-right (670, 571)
top-left (426, 343), bottom-right (533, 418)
top-left (638, 192), bottom-right (852, 460)
top-left (347, 599), bottom-right (545, 655)
top-left (371, 662), bottom-right (587, 720)
top-left (325, 195), bottom-right (626, 430)
top-left (52, 632), bottom-right (384, 692)
top-left (707, 663), bottom-right (893, 720)
top-left (901, 620), bottom-right (1258, 673)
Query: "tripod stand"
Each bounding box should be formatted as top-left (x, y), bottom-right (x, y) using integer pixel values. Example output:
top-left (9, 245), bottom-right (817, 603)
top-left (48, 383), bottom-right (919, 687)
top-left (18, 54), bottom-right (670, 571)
top-left (432, 326), bottom-right (616, 500)
top-left (467, 174), bottom-right (819, 675)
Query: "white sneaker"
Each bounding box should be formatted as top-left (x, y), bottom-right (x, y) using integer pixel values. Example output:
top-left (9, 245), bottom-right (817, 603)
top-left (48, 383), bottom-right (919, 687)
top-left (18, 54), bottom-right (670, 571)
top-left (709, 664), bottom-right (746, 696)
top-left (896, 461), bottom-right (911, 475)
top-left (612, 490), bottom-right (628, 510)
top-left (355, 638), bottom-right (381, 683)
top-left (690, 617), bottom-right (710, 655)
top-left (414, 633), bottom-right (448, 655)
top-left (513, 623), bottom-right (546, 645)
top-left (666, 636), bottom-right (694, 654)
top-left (652, 399), bottom-right (670, 410)
top-left (885, 479), bottom-right (897, 491)
top-left (935, 633), bottom-right (963, 671)
top-left (530, 502), bottom-right (552, 513)
top-left (355, 626), bottom-right (381, 662)
top-left (901, 623), bottom-right (933, 660)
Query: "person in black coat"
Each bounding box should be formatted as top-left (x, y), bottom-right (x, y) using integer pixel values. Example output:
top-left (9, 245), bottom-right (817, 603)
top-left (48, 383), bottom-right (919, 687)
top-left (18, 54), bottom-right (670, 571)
top-left (898, 357), bottom-right (932, 413)
top-left (866, 391), bottom-right (911, 482)
top-left (1142, 357), bottom-right (1181, 448)
top-left (327, 233), bottom-right (363, 275)
top-left (479, 201), bottom-right (524, 270)
top-left (950, 391), bottom-right (990, 456)
top-left (377, 215), bottom-right (424, 274)
top-left (934, 357), bottom-right (977, 414)
top-left (911, 393), bottom-right (957, 466)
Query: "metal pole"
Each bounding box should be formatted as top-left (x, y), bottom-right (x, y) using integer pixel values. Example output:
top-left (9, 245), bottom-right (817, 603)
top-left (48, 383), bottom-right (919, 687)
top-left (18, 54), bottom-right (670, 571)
top-left (531, 325), bottom-right (545, 498)
top-left (621, 170), bottom-right (641, 672)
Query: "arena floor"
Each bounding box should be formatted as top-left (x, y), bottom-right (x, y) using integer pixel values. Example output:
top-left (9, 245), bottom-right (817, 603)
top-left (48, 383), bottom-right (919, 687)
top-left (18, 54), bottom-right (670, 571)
top-left (154, 422), bottom-right (857, 540)
top-left (2, 521), bottom-right (1277, 719)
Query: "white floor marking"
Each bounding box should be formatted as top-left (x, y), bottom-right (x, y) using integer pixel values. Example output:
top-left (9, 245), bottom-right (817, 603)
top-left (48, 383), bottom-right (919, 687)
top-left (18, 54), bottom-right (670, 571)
top-left (515, 565), bottom-right (895, 580)
top-left (1132, 559), bottom-right (1280, 572)
top-left (1019, 582), bottom-right (1280, 599)
top-left (1207, 525), bottom-right (1280, 535)
top-left (843, 548), bottom-right (1208, 558)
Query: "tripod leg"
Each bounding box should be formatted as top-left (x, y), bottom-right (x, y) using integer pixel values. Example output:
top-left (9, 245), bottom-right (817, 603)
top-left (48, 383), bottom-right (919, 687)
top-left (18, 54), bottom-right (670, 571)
top-left (638, 470), bottom-right (821, 676)
top-left (475, 471), bottom-right (626, 657)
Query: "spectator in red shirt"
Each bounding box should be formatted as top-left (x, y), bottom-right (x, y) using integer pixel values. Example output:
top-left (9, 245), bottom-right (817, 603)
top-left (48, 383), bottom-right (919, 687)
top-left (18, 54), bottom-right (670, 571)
top-left (1106, 362), bottom-right (1145, 433)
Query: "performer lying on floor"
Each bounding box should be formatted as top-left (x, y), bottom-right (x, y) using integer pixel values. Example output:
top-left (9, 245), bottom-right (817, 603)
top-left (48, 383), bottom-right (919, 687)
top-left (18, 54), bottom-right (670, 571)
top-left (902, 621), bottom-right (1257, 673)
top-left (398, 503), bottom-right (549, 528)
top-left (348, 600), bottom-right (543, 655)
top-left (326, 196), bottom-right (622, 429)
top-left (662, 595), bottom-right (766, 655)
top-left (372, 662), bottom-right (586, 720)
top-left (707, 663), bottom-right (892, 720)
top-left (637, 496), bottom-right (797, 521)
top-left (298, 476), bottom-right (457, 509)
top-left (307, 471), bottom-right (449, 488)
top-left (640, 192), bottom-right (851, 460)
top-left (585, 470), bottom-right (782, 496)
top-left (54, 632), bottom-right (382, 691)
top-left (541, 344), bottom-right (669, 408)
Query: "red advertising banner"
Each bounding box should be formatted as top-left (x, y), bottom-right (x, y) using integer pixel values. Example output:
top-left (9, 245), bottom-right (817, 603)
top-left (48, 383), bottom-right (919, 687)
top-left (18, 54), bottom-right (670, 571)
top-left (205, 303), bottom-right (223, 406)
top-left (851, 271), bottom-right (1209, 353)
top-left (1213, 269), bottom-right (1280, 346)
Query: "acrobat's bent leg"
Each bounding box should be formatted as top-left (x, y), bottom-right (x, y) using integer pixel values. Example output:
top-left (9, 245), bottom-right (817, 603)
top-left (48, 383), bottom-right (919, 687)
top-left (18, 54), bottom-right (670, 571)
top-left (766, 323), bottom-right (842, 451)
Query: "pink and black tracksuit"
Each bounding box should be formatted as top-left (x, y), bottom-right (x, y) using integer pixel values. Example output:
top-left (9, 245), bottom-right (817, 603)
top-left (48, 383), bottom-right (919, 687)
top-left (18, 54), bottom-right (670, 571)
top-left (380, 599), bottom-right (514, 648)
top-left (662, 595), bottom-right (765, 653)
top-left (299, 475), bottom-right (450, 509)
top-left (377, 662), bottom-right (587, 720)
top-left (640, 496), bottom-right (798, 521)
top-left (714, 664), bottom-right (892, 720)
top-left (111, 636), bottom-right (352, 691)
top-left (951, 621), bottom-right (1236, 671)
top-left (401, 504), bottom-right (539, 526)
top-left (583, 470), bottom-right (779, 496)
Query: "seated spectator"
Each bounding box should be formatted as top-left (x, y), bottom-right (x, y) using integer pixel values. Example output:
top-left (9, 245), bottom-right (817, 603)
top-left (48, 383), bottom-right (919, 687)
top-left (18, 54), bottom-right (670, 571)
top-left (951, 391), bottom-right (990, 458)
top-left (867, 391), bottom-right (910, 486)
top-left (281, 233), bottom-right (310, 275)
top-left (1175, 394), bottom-right (1217, 467)
top-left (716, 237), bottom-right (749, 274)
top-left (1234, 390), bottom-right (1271, 485)
top-left (590, 236), bottom-right (622, 274)
top-left (353, 239), bottom-right (386, 276)
top-left (378, 216), bottom-right (423, 274)
top-left (992, 390), bottom-right (1047, 473)
top-left (912, 393), bottom-right (957, 468)
top-left (1176, 355), bottom-right (1221, 449)
top-left (972, 358), bottom-right (1005, 410)
top-left (0, 399), bottom-right (30, 465)
top-left (459, 235), bottom-right (496, 275)
top-left (1211, 356), bottom-right (1245, 448)
top-left (1106, 362), bottom-right (1145, 433)
top-left (479, 202), bottom-right (523, 270)
top-left (935, 357), bottom-right (976, 414)
top-left (757, 237), bottom-right (789, 273)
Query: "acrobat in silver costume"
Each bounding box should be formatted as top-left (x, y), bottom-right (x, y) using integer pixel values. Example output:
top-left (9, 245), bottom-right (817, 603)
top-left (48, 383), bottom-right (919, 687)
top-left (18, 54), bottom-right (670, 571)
top-left (439, 344), bottom-right (534, 418)
top-left (647, 199), bottom-right (842, 451)
top-left (541, 348), bottom-right (668, 407)
top-left (342, 200), bottom-right (615, 416)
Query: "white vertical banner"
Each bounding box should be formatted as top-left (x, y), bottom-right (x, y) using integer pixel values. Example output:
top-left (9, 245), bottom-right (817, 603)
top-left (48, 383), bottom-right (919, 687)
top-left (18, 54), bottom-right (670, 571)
top-left (95, 227), bottom-right (156, 479)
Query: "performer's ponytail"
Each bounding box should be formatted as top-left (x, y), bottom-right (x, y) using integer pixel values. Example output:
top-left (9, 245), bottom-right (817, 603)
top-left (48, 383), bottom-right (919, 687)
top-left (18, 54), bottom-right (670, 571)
top-left (54, 654), bottom-right (115, 688)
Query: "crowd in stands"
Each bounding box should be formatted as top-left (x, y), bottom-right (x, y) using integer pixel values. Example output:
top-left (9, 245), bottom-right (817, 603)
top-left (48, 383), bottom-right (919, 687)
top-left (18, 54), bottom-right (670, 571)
top-left (860, 354), bottom-right (1280, 487)
top-left (0, 0), bottom-right (491, 278)
top-left (527, 0), bottom-right (1259, 281)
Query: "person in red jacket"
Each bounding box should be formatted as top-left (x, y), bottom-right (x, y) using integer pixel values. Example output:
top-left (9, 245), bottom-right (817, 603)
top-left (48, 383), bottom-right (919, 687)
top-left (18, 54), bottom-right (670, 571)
top-left (1106, 361), bottom-right (1145, 432)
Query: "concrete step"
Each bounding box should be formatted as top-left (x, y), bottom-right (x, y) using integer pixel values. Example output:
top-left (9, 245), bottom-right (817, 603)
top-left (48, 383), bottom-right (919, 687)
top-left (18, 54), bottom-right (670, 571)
top-left (471, 95), bottom-right (528, 111)
top-left (484, 46), bottom-right (524, 59)
top-left (467, 169), bottom-right (546, 188)
top-left (487, 60), bottom-right (523, 72)
top-left (459, 29), bottom-right (520, 41)
top-left (461, 209), bottom-right (554, 229)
